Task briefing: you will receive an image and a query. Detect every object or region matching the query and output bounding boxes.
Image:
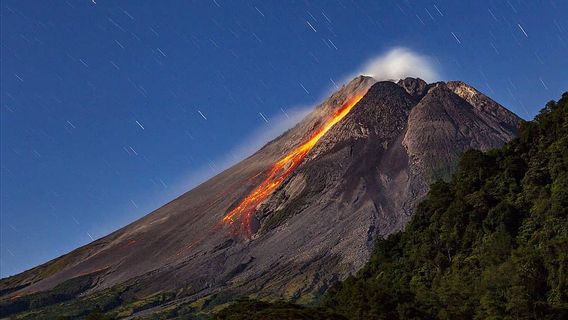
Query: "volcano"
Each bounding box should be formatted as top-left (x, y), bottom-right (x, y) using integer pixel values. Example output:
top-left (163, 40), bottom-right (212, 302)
top-left (0, 77), bottom-right (521, 318)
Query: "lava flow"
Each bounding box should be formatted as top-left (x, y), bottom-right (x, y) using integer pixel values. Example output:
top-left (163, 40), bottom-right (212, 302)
top-left (223, 93), bottom-right (365, 237)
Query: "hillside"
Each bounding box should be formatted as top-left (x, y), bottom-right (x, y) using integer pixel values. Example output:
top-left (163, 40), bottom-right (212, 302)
top-left (218, 92), bottom-right (568, 319)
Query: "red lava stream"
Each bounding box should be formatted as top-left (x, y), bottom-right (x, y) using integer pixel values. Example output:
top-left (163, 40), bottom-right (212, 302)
top-left (222, 94), bottom-right (365, 237)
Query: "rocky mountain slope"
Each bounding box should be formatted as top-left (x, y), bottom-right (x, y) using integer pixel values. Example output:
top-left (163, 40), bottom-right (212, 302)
top-left (217, 91), bottom-right (568, 320)
top-left (0, 77), bottom-right (521, 318)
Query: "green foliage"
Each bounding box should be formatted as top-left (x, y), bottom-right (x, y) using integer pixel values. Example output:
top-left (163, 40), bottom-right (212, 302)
top-left (85, 311), bottom-right (113, 320)
top-left (320, 92), bottom-right (568, 319)
top-left (0, 270), bottom-right (102, 317)
top-left (1, 278), bottom-right (182, 319)
top-left (213, 297), bottom-right (346, 320)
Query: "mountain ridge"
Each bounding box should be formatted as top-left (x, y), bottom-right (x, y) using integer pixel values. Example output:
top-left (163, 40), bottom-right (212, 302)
top-left (0, 76), bottom-right (522, 319)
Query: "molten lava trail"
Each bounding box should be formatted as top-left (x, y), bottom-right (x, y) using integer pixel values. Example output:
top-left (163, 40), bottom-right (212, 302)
top-left (223, 94), bottom-right (365, 237)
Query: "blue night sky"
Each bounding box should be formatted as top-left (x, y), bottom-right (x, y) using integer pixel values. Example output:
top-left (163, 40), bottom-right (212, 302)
top-left (1, 1), bottom-right (567, 277)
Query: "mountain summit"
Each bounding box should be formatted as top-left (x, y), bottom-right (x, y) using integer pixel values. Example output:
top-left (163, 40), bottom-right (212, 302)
top-left (0, 77), bottom-right (521, 318)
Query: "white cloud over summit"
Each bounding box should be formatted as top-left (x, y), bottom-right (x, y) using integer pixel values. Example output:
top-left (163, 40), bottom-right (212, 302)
top-left (358, 47), bottom-right (439, 83)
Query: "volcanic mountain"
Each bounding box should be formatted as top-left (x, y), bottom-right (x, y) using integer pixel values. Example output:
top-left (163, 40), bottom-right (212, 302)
top-left (0, 77), bottom-right (521, 318)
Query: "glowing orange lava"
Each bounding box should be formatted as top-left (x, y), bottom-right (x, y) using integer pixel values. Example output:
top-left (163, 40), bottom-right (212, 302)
top-left (223, 94), bottom-right (365, 237)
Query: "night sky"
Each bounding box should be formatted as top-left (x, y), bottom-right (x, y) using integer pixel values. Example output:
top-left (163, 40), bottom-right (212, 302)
top-left (1, 1), bottom-right (567, 277)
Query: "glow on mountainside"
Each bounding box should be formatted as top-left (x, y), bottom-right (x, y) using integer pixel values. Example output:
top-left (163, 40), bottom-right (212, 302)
top-left (223, 94), bottom-right (365, 237)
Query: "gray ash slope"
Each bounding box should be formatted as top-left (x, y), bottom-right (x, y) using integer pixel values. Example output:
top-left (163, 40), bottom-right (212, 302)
top-left (0, 77), bottom-right (521, 313)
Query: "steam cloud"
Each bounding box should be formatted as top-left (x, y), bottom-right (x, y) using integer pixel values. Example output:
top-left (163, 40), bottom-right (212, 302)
top-left (177, 106), bottom-right (311, 190)
top-left (359, 47), bottom-right (439, 83)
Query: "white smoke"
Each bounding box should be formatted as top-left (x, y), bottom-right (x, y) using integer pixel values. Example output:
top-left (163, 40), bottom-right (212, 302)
top-left (176, 105), bottom-right (311, 191)
top-left (215, 106), bottom-right (311, 171)
top-left (358, 47), bottom-right (439, 82)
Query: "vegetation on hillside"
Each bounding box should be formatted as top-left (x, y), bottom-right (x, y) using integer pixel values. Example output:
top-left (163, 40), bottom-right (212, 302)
top-left (216, 93), bottom-right (568, 320)
top-left (214, 298), bottom-right (345, 320)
